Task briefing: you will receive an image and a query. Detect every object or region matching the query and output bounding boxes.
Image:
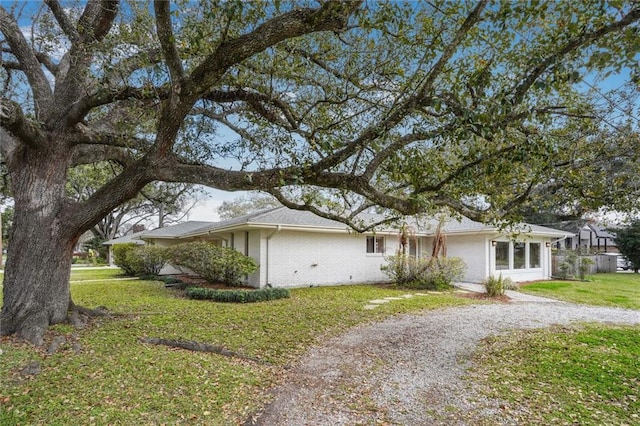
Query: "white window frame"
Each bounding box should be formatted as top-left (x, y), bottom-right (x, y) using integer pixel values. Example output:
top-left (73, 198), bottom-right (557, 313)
top-left (366, 236), bottom-right (385, 254)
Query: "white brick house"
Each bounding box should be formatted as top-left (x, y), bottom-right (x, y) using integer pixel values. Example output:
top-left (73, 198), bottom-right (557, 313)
top-left (105, 207), bottom-right (570, 287)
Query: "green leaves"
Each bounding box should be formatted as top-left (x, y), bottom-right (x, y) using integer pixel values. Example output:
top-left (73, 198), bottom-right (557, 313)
top-left (186, 287), bottom-right (290, 303)
top-left (169, 241), bottom-right (258, 286)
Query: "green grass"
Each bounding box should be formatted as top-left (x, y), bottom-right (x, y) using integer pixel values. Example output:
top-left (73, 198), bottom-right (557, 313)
top-left (520, 273), bottom-right (640, 310)
top-left (0, 267), bottom-right (125, 285)
top-left (0, 278), bottom-right (474, 425)
top-left (470, 324), bottom-right (640, 425)
top-left (69, 267), bottom-right (127, 281)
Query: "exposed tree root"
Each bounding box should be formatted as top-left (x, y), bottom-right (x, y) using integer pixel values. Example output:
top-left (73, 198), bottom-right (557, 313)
top-left (66, 299), bottom-right (124, 330)
top-left (139, 337), bottom-right (272, 365)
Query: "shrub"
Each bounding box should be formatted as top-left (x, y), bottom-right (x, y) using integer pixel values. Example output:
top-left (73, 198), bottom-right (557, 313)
top-left (483, 275), bottom-right (516, 297)
top-left (186, 287), bottom-right (290, 303)
top-left (578, 257), bottom-right (595, 281)
top-left (555, 250), bottom-right (596, 280)
top-left (129, 246), bottom-right (170, 276)
top-left (112, 243), bottom-right (140, 276)
top-left (382, 255), bottom-right (467, 290)
top-left (169, 241), bottom-right (258, 286)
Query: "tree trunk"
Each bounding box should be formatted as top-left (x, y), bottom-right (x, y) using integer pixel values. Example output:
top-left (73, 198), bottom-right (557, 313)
top-left (0, 147), bottom-right (78, 345)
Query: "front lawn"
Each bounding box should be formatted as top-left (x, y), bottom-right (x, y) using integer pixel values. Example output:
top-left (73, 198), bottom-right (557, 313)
top-left (469, 272), bottom-right (640, 424)
top-left (0, 267), bottom-right (125, 285)
top-left (519, 273), bottom-right (640, 310)
top-left (470, 324), bottom-right (640, 425)
top-left (0, 278), bottom-right (473, 425)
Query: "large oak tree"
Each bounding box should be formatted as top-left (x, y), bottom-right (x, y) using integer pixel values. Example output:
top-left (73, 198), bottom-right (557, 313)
top-left (1, 0), bottom-right (639, 344)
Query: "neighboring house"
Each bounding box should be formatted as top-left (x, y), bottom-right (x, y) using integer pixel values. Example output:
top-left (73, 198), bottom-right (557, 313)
top-left (104, 207), bottom-right (570, 287)
top-left (556, 222), bottom-right (618, 253)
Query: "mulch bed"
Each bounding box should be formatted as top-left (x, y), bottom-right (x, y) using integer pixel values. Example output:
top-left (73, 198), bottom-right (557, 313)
top-left (171, 275), bottom-right (254, 290)
top-left (457, 292), bottom-right (511, 303)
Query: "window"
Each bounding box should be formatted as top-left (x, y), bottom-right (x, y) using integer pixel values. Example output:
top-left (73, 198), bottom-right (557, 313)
top-left (409, 238), bottom-right (417, 257)
top-left (529, 243), bottom-right (541, 268)
top-left (366, 236), bottom-right (385, 254)
top-left (513, 242), bottom-right (526, 269)
top-left (495, 241), bottom-right (509, 270)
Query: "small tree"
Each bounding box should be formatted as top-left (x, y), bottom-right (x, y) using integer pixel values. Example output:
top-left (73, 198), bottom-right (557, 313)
top-left (610, 221), bottom-right (640, 273)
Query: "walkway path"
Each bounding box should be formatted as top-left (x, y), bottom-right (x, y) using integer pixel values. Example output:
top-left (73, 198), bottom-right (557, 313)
top-left (249, 288), bottom-right (640, 425)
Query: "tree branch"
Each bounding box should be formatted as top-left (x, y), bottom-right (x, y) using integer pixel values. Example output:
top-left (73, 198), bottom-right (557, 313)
top-left (511, 6), bottom-right (640, 105)
top-left (202, 89), bottom-right (299, 129)
top-left (310, 0), bottom-right (488, 174)
top-left (70, 144), bottom-right (136, 167)
top-left (154, 0), bottom-right (184, 84)
top-left (44, 0), bottom-right (79, 44)
top-left (188, 1), bottom-right (362, 95)
top-left (0, 97), bottom-right (47, 148)
top-left (76, 0), bottom-right (119, 44)
top-left (0, 6), bottom-right (53, 117)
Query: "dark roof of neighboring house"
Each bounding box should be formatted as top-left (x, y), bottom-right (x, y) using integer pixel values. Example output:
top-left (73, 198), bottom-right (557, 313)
top-left (587, 224), bottom-right (617, 239)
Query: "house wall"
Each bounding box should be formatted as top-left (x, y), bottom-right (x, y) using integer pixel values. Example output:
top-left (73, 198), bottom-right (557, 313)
top-left (441, 234), bottom-right (489, 283)
top-left (262, 229), bottom-right (398, 288)
top-left (246, 230), bottom-right (264, 287)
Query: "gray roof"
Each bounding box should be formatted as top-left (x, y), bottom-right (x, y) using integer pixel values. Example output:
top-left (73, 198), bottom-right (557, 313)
top-left (107, 208), bottom-right (570, 242)
top-left (176, 207), bottom-right (569, 238)
top-left (103, 230), bottom-right (147, 246)
top-left (587, 223), bottom-right (616, 239)
top-left (140, 221), bottom-right (214, 239)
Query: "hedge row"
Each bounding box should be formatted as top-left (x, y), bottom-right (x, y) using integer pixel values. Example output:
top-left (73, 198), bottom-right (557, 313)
top-left (185, 287), bottom-right (290, 303)
top-left (112, 241), bottom-right (257, 286)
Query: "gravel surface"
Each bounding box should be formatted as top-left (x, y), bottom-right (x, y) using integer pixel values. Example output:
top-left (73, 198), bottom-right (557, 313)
top-left (249, 296), bottom-right (640, 425)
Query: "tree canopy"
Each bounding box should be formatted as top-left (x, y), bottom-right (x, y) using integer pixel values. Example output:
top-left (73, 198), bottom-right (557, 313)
top-left (611, 220), bottom-right (640, 272)
top-left (217, 193), bottom-right (281, 219)
top-left (2, 1), bottom-right (639, 230)
top-left (1, 0), bottom-right (640, 344)
top-left (67, 163), bottom-right (203, 240)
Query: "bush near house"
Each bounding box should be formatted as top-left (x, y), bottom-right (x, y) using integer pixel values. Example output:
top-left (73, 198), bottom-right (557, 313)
top-left (129, 246), bottom-right (170, 276)
top-left (482, 275), bottom-right (517, 297)
top-left (186, 286), bottom-right (290, 303)
top-left (111, 243), bottom-right (140, 276)
top-left (383, 255), bottom-right (467, 290)
top-left (170, 241), bottom-right (258, 286)
top-left (112, 244), bottom-right (170, 277)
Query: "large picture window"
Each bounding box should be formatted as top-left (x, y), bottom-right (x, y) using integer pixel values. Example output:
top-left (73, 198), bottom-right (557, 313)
top-left (513, 242), bottom-right (526, 269)
top-left (529, 243), bottom-right (541, 268)
top-left (495, 241), bottom-right (509, 270)
top-left (366, 236), bottom-right (385, 254)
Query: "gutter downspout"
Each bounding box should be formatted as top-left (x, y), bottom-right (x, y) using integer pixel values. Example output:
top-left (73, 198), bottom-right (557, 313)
top-left (265, 225), bottom-right (282, 287)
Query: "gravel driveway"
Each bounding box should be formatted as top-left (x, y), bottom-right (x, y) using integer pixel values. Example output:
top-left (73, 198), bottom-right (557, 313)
top-left (248, 293), bottom-right (640, 425)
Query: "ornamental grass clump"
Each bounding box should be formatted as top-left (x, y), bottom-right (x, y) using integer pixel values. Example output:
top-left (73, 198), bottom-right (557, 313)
top-left (186, 287), bottom-right (290, 303)
top-left (382, 255), bottom-right (467, 290)
top-left (483, 275), bottom-right (516, 297)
